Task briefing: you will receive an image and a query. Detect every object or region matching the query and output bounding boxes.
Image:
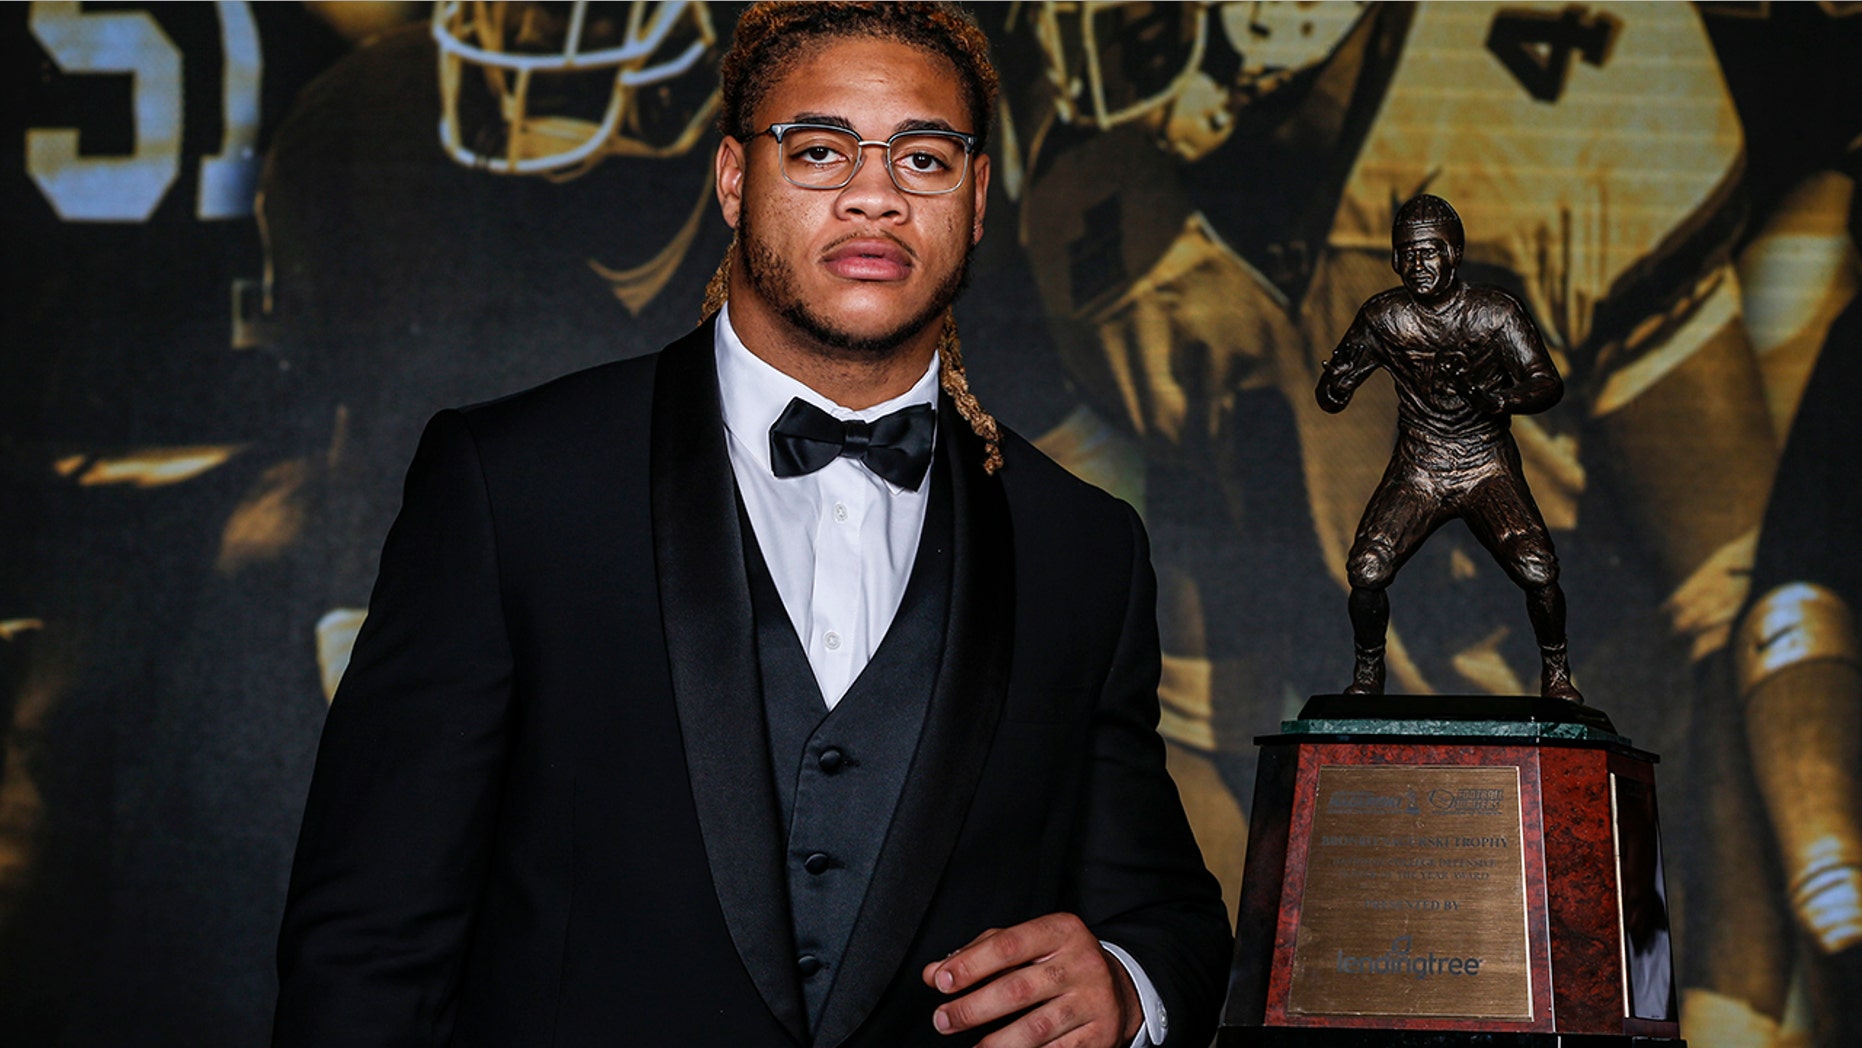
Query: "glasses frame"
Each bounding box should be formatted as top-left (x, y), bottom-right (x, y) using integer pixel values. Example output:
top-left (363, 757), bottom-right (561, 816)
top-left (750, 122), bottom-right (979, 196)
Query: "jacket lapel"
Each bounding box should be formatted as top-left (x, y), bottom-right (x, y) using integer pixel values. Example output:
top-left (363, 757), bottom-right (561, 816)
top-left (814, 399), bottom-right (1016, 1048)
top-left (650, 321), bottom-right (809, 1042)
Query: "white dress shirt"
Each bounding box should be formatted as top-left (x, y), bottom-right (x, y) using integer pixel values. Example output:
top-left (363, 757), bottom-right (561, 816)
top-left (713, 305), bottom-right (1168, 1046)
top-left (716, 304), bottom-right (938, 709)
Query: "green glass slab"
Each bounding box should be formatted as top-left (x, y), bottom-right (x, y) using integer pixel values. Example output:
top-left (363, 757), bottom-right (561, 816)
top-left (1262, 694), bottom-right (1640, 751)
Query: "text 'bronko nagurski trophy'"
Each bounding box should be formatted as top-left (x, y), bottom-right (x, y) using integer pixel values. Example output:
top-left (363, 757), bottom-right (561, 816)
top-left (1219, 196), bottom-right (1683, 1048)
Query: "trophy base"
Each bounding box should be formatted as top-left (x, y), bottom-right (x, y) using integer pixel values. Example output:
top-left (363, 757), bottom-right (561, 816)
top-left (1219, 1029), bottom-right (1682, 1047)
top-left (1221, 695), bottom-right (1679, 1044)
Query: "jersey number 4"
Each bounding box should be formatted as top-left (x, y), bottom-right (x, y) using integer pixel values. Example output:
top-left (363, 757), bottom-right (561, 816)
top-left (1485, 6), bottom-right (1621, 104)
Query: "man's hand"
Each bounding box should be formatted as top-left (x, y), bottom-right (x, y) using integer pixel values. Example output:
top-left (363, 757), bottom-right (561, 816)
top-left (922, 912), bottom-right (1145, 1047)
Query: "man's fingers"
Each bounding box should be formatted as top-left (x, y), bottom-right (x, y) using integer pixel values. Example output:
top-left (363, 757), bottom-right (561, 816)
top-left (933, 961), bottom-right (1070, 1032)
top-left (927, 915), bottom-right (1132, 1042)
top-left (957, 926), bottom-right (1005, 953)
top-left (930, 913), bottom-right (1084, 994)
top-left (927, 914), bottom-right (1136, 1046)
top-left (923, 926), bottom-right (1004, 988)
top-left (970, 996), bottom-right (1108, 1048)
top-left (931, 923), bottom-right (1034, 993)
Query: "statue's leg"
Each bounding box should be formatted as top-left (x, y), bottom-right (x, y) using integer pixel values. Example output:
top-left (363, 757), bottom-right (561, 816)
top-left (1345, 585), bottom-right (1390, 694)
top-left (1343, 467), bottom-right (1439, 695)
top-left (1525, 580), bottom-right (1582, 703)
top-left (1465, 463), bottom-right (1582, 702)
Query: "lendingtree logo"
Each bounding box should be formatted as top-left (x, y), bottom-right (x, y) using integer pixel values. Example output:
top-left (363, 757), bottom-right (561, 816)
top-left (1334, 935), bottom-right (1485, 979)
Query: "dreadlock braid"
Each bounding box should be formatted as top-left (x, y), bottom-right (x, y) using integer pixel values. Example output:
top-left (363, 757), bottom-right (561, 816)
top-left (699, 233), bottom-right (735, 321)
top-left (699, 253), bottom-right (1003, 476)
top-left (936, 309), bottom-right (1003, 475)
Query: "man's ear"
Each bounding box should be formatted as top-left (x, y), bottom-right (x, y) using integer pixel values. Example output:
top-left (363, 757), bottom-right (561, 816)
top-left (716, 136), bottom-right (746, 229)
top-left (970, 153), bottom-right (991, 245)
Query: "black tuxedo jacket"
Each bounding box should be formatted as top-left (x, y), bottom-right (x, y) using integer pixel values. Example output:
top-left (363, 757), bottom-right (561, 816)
top-left (274, 321), bottom-right (1230, 1047)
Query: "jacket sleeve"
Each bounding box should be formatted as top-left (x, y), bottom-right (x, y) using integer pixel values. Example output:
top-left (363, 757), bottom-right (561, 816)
top-left (274, 410), bottom-right (515, 1047)
top-left (1079, 503), bottom-right (1235, 1047)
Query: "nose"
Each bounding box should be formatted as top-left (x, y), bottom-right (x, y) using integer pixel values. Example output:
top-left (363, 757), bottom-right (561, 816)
top-left (835, 142), bottom-right (908, 223)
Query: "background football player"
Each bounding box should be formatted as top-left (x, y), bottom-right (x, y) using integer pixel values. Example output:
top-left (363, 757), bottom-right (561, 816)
top-left (1694, 5), bottom-right (1862, 1046)
top-left (0, 3), bottom-right (401, 1039)
top-left (288, 0), bottom-right (733, 677)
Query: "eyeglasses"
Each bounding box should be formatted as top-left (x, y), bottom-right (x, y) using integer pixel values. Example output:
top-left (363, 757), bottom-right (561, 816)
top-left (750, 122), bottom-right (978, 195)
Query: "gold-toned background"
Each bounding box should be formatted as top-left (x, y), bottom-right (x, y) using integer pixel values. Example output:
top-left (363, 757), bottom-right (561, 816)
top-left (3, 3), bottom-right (1859, 1044)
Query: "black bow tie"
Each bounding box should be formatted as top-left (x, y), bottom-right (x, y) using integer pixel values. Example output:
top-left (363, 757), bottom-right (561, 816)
top-left (768, 397), bottom-right (936, 491)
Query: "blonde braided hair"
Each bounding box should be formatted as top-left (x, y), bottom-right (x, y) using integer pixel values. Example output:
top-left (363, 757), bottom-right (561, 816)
top-left (934, 308), bottom-right (1003, 475)
top-left (699, 243), bottom-right (1002, 475)
top-left (700, 234), bottom-right (734, 319)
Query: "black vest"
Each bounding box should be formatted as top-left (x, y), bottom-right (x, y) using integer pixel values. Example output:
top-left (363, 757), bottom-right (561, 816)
top-left (739, 452), bottom-right (954, 1033)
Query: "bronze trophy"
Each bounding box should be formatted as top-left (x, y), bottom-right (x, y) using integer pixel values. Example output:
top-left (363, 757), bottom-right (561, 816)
top-left (1220, 197), bottom-right (1681, 1047)
top-left (1316, 194), bottom-right (1579, 704)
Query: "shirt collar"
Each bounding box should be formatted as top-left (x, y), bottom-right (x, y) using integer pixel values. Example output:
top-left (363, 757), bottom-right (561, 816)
top-left (714, 301), bottom-right (941, 482)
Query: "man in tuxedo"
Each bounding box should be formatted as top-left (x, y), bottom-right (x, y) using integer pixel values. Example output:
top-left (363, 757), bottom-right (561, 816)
top-left (273, 4), bottom-right (1230, 1047)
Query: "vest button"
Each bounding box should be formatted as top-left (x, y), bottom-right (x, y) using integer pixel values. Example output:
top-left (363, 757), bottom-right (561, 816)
top-left (798, 954), bottom-right (823, 977)
top-left (818, 747), bottom-right (845, 774)
top-left (804, 851), bottom-right (832, 875)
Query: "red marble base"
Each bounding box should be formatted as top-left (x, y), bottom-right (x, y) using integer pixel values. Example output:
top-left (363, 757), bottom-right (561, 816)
top-left (1220, 697), bottom-right (1682, 1046)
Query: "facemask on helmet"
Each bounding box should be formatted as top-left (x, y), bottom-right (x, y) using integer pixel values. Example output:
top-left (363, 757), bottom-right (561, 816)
top-left (1034, 1), bottom-right (1367, 161)
top-left (1217, 1), bottom-right (1369, 98)
top-left (434, 0), bottom-right (718, 177)
top-left (1034, 1), bottom-right (1209, 131)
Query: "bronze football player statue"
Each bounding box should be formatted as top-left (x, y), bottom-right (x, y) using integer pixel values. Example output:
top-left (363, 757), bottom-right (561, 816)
top-left (1317, 195), bottom-right (1581, 703)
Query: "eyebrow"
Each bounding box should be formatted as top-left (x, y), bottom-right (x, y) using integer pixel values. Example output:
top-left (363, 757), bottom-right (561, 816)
top-left (788, 112), bottom-right (966, 136)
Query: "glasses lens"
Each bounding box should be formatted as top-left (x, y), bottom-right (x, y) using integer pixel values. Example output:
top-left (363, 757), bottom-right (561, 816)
top-left (888, 133), bottom-right (968, 193)
top-left (779, 126), bottom-right (860, 188)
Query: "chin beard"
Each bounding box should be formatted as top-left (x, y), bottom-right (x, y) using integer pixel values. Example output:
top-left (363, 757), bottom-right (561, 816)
top-left (736, 213), bottom-right (972, 358)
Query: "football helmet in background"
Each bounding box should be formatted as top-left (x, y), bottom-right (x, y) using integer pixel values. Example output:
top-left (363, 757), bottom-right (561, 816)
top-left (1032, 1), bottom-right (1368, 160)
top-left (434, 0), bottom-right (717, 176)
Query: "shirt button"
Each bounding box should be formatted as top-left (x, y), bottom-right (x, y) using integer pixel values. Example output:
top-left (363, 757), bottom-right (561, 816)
top-left (818, 747), bottom-right (845, 774)
top-left (804, 852), bottom-right (832, 875)
top-left (833, 502), bottom-right (849, 523)
top-left (798, 954), bottom-right (823, 977)
top-left (824, 631), bottom-right (841, 651)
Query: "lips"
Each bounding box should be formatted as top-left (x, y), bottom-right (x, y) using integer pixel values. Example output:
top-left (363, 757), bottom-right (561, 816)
top-left (823, 237), bottom-right (914, 281)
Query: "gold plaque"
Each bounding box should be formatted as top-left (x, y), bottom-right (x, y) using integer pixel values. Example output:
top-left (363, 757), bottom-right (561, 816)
top-left (1286, 765), bottom-right (1532, 1020)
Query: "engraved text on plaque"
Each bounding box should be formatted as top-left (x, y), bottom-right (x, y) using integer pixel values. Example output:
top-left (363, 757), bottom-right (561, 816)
top-left (1286, 765), bottom-right (1532, 1020)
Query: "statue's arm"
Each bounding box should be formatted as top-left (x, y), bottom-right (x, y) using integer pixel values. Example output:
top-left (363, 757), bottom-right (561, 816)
top-left (1316, 312), bottom-right (1380, 413)
top-left (1487, 299), bottom-right (1564, 416)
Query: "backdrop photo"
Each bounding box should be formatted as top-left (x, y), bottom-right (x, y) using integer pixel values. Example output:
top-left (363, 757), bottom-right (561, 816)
top-left (4, 2), bottom-right (1860, 1045)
